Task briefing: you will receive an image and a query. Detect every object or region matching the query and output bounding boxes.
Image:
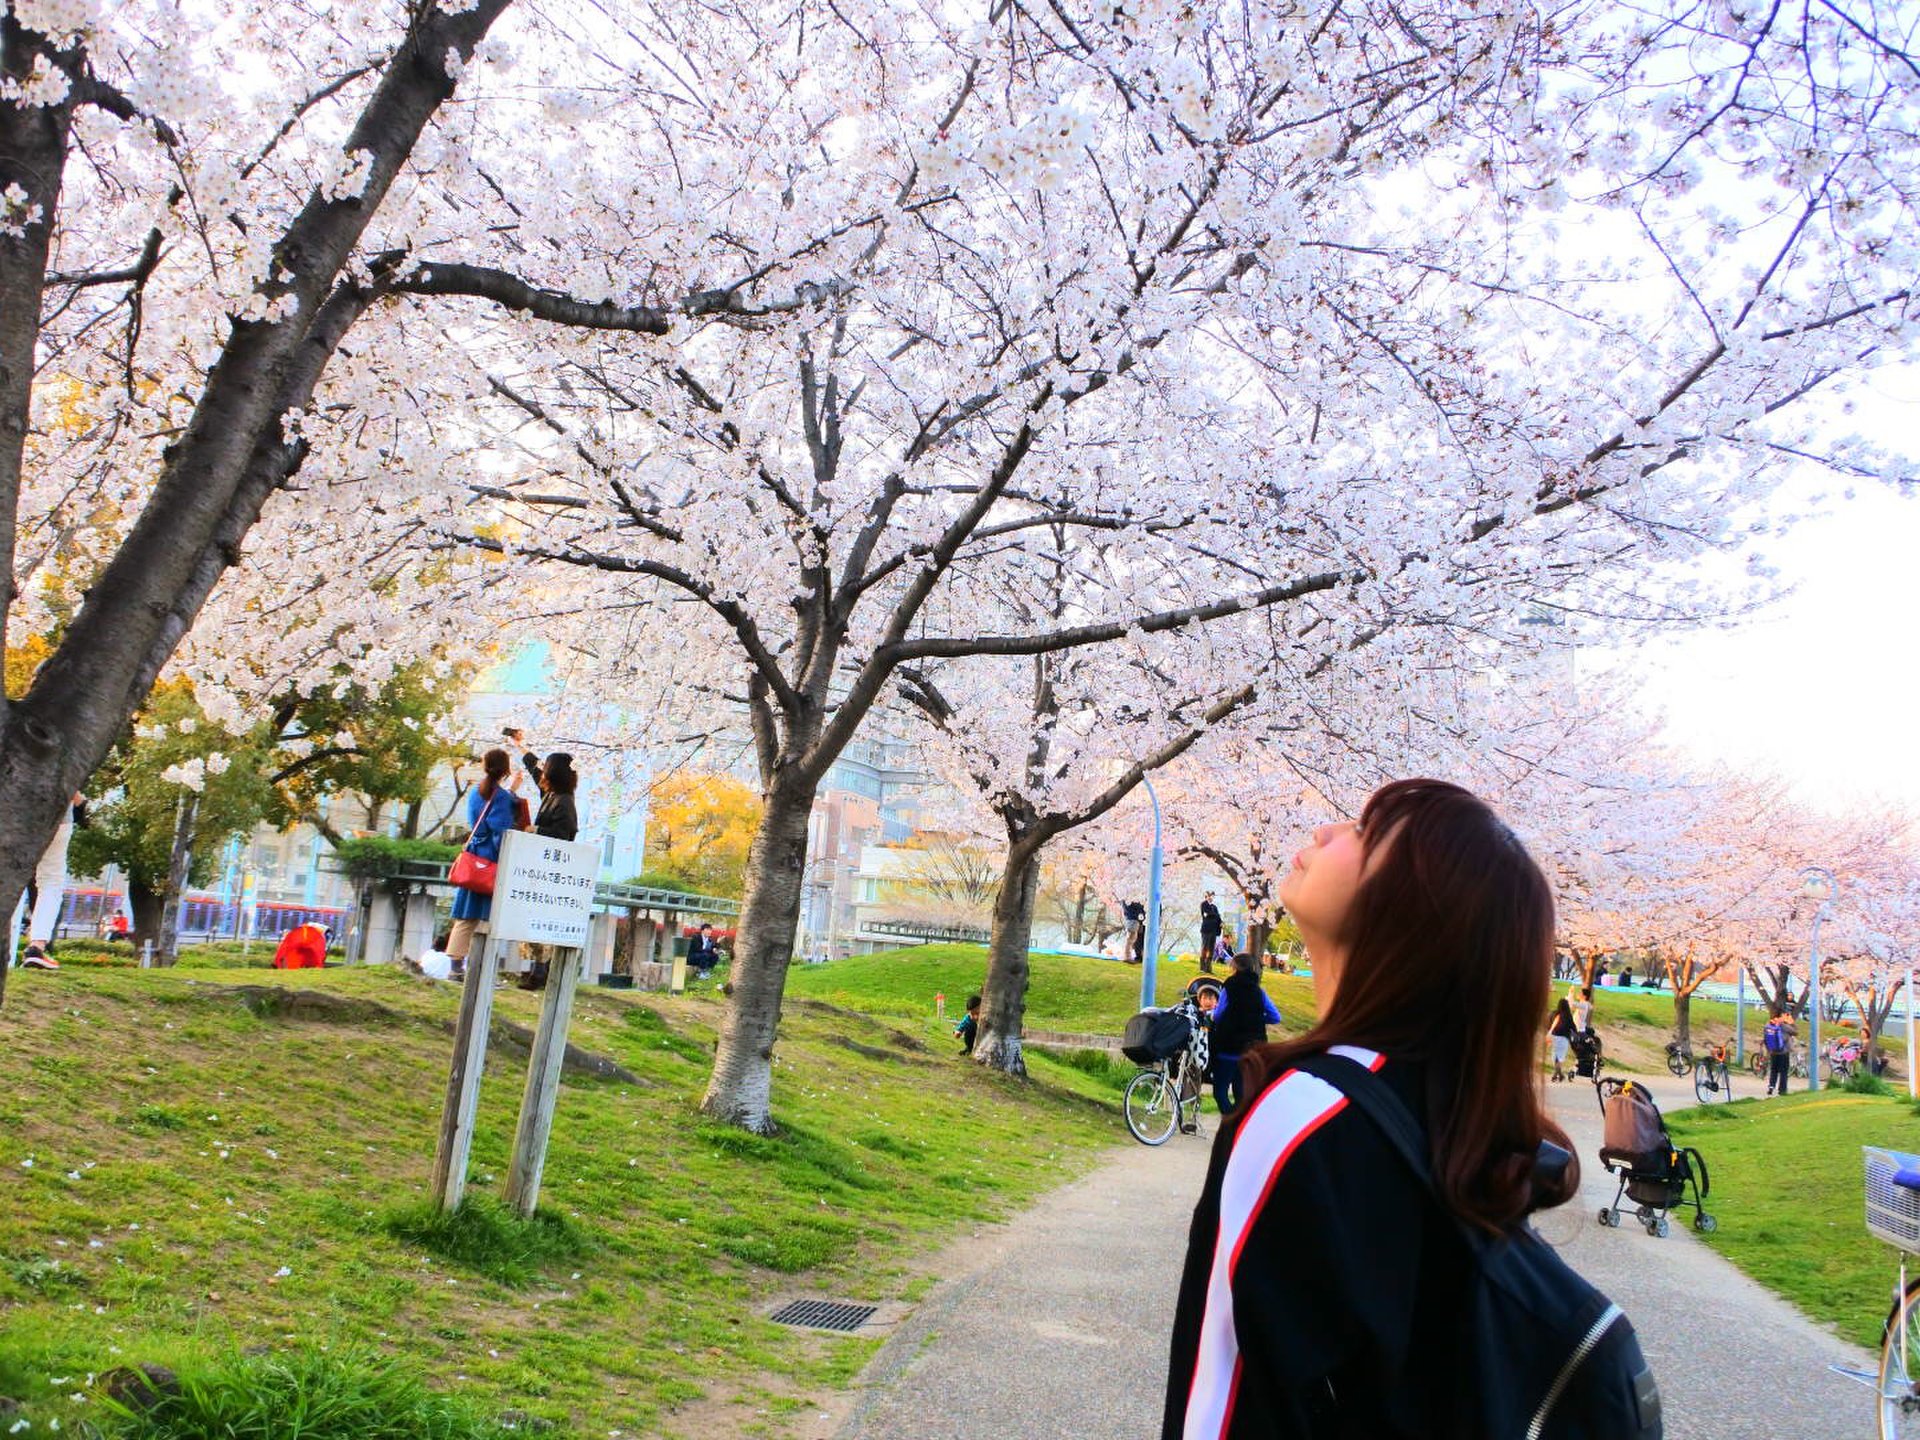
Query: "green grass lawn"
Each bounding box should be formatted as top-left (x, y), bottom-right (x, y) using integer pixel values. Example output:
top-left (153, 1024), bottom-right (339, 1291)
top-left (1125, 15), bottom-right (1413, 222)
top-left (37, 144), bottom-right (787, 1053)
top-left (785, 943), bottom-right (1317, 1039)
top-left (1667, 1088), bottom-right (1920, 1348)
top-left (0, 961), bottom-right (1126, 1437)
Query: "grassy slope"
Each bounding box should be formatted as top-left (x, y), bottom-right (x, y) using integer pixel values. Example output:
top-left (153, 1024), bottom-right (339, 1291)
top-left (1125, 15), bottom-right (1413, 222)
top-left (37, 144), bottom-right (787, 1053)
top-left (0, 963), bottom-right (1124, 1437)
top-left (785, 945), bottom-right (1764, 1079)
top-left (785, 943), bottom-right (1318, 1038)
top-left (1666, 1089), bottom-right (1920, 1348)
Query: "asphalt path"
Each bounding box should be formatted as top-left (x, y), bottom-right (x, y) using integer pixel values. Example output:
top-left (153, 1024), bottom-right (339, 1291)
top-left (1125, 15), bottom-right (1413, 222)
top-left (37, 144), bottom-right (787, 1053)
top-left (834, 1073), bottom-right (1879, 1440)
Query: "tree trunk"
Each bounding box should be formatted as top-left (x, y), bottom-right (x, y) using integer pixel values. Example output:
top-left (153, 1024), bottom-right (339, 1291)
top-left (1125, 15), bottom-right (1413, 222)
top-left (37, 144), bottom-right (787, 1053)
top-left (974, 838), bottom-right (1044, 1077)
top-left (156, 795), bottom-right (198, 964)
top-left (700, 780), bottom-right (814, 1133)
top-left (0, 0), bottom-right (514, 1012)
top-left (1672, 989), bottom-right (1692, 1051)
top-left (128, 877), bottom-right (160, 955)
top-left (1248, 915), bottom-right (1274, 965)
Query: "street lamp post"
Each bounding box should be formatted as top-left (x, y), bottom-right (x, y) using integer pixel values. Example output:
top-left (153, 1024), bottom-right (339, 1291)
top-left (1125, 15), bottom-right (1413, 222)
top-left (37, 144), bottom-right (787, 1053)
top-left (1141, 774), bottom-right (1164, 1012)
top-left (1800, 865), bottom-right (1837, 1093)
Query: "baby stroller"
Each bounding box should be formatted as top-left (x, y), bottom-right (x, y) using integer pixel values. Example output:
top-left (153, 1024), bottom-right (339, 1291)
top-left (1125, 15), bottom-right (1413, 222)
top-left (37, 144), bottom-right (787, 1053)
top-left (1593, 1077), bottom-right (1715, 1238)
top-left (1570, 1028), bottom-right (1604, 1079)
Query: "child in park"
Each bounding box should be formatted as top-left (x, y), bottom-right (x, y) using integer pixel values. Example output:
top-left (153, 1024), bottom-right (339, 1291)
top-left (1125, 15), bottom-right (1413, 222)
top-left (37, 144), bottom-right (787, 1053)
top-left (955, 994), bottom-right (981, 1054)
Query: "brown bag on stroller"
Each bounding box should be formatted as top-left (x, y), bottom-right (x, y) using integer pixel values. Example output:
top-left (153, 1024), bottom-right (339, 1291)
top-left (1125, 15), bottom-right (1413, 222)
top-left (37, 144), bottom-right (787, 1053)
top-left (1602, 1083), bottom-right (1665, 1159)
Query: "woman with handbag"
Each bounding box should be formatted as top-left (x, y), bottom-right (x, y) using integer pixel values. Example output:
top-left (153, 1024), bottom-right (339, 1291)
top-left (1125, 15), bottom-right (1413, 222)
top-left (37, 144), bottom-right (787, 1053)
top-left (447, 747), bottom-right (518, 981)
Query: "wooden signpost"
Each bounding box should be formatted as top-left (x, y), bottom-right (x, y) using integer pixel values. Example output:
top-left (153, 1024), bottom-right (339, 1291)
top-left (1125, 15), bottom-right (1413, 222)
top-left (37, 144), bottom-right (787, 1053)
top-left (431, 830), bottom-right (601, 1215)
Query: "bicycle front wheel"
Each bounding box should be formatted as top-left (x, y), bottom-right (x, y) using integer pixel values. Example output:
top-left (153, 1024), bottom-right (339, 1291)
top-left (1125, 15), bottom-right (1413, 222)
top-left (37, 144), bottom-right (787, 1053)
top-left (1666, 1048), bottom-right (1689, 1077)
top-left (1749, 1052), bottom-right (1768, 1078)
top-left (1692, 1059), bottom-right (1726, 1105)
top-left (1879, 1277), bottom-right (1920, 1437)
top-left (1125, 1069), bottom-right (1178, 1146)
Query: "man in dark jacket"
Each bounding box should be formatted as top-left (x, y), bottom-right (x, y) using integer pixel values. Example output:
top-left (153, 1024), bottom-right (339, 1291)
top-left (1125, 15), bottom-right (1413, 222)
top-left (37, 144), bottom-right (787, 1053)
top-left (688, 923), bottom-right (722, 979)
top-left (1199, 891), bottom-right (1222, 973)
top-left (1121, 899), bottom-right (1146, 964)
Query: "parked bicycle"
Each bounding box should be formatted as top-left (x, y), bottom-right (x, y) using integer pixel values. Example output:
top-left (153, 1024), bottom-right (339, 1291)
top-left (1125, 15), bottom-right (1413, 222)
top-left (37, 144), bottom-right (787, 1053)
top-left (1122, 996), bottom-right (1211, 1146)
top-left (1692, 1042), bottom-right (1734, 1105)
top-left (1837, 1148), bottom-right (1920, 1435)
top-left (1830, 1038), bottom-right (1865, 1085)
top-left (1748, 1043), bottom-right (1805, 1081)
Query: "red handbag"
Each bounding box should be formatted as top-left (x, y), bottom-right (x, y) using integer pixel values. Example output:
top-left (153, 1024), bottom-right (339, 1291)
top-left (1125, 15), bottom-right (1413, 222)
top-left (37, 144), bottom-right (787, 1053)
top-left (450, 849), bottom-right (496, 896)
top-left (450, 806), bottom-right (499, 896)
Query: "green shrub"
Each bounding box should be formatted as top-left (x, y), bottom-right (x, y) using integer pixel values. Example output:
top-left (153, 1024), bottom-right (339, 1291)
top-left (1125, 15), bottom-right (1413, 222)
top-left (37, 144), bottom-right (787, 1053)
top-left (624, 869), bottom-right (696, 893)
top-left (171, 940), bottom-right (276, 968)
top-left (334, 836), bottom-right (460, 882)
top-left (1046, 1047), bottom-right (1136, 1092)
top-left (1844, 1068), bottom-right (1895, 1096)
top-left (381, 1195), bottom-right (587, 1287)
top-left (41, 937), bottom-right (138, 966)
top-left (90, 1347), bottom-right (526, 1440)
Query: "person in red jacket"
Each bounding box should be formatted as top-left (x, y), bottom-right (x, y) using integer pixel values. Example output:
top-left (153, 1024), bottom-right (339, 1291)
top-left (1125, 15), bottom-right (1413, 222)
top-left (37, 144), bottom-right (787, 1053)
top-left (272, 922), bottom-right (328, 969)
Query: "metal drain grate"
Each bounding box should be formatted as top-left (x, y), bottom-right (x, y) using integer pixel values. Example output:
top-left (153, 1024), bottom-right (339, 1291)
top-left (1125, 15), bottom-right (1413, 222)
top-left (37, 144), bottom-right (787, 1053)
top-left (769, 1299), bottom-right (879, 1333)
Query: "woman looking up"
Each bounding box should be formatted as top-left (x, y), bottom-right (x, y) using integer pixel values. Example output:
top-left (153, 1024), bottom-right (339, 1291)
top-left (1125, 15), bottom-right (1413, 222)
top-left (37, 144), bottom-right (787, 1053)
top-left (446, 747), bottom-right (517, 982)
top-left (531, 751), bottom-right (579, 842)
top-left (506, 729), bottom-right (580, 842)
top-left (1163, 779), bottom-right (1600, 1439)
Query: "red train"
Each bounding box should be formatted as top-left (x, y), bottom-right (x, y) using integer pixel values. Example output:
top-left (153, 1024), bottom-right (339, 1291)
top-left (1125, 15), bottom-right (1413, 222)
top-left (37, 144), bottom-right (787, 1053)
top-left (56, 885), bottom-right (349, 941)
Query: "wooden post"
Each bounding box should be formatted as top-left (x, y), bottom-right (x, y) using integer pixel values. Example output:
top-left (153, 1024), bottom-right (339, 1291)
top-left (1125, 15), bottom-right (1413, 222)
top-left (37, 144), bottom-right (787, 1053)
top-left (504, 945), bottom-right (585, 1216)
top-left (430, 932), bottom-right (500, 1210)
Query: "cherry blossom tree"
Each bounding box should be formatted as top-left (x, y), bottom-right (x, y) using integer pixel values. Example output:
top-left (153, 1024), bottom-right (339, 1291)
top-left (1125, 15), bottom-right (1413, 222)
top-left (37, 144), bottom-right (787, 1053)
top-left (16, 0), bottom-right (1918, 1140)
top-left (0, 0), bottom-right (526, 1005)
top-left (1835, 853), bottom-right (1920, 1058)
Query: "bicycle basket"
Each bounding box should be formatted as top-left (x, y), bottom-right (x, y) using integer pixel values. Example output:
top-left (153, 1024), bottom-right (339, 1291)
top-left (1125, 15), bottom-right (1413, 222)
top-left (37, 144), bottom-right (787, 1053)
top-left (1864, 1146), bottom-right (1920, 1250)
top-left (1121, 1008), bottom-right (1192, 1065)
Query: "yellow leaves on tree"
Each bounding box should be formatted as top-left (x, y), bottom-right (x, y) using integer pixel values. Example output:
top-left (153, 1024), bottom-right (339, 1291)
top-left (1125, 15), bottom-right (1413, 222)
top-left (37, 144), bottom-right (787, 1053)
top-left (643, 772), bottom-right (762, 899)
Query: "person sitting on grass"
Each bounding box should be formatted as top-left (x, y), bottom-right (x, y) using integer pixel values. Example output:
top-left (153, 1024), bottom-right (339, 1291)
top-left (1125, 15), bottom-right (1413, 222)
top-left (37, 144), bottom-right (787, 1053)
top-left (687, 923), bottom-right (722, 980)
top-left (955, 994), bottom-right (981, 1054)
top-left (417, 930), bottom-right (456, 981)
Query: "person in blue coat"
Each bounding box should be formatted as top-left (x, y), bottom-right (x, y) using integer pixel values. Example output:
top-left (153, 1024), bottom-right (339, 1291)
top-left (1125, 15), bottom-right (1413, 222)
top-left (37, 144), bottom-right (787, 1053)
top-left (1207, 949), bottom-right (1282, 1115)
top-left (448, 747), bottom-right (519, 981)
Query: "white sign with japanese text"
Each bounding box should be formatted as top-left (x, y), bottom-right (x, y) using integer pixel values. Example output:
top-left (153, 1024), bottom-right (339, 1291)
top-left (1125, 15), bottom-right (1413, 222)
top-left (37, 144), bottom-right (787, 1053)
top-left (489, 831), bottom-right (599, 947)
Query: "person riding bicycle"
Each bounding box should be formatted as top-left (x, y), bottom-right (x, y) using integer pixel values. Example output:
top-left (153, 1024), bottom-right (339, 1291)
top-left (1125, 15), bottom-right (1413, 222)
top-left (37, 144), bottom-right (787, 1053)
top-left (1762, 1008), bottom-right (1794, 1096)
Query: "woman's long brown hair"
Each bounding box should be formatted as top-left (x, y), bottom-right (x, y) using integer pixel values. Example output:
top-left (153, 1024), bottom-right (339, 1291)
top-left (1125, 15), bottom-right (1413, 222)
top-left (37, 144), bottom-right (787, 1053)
top-left (477, 747), bottom-right (511, 798)
top-left (1239, 778), bottom-right (1578, 1230)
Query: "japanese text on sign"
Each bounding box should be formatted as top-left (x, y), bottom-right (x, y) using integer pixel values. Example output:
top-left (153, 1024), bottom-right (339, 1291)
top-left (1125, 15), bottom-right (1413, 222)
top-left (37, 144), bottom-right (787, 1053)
top-left (488, 831), bottom-right (600, 946)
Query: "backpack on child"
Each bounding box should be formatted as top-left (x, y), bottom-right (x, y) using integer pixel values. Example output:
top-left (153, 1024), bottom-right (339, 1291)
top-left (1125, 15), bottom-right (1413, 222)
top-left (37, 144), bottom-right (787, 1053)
top-left (1763, 1020), bottom-right (1788, 1054)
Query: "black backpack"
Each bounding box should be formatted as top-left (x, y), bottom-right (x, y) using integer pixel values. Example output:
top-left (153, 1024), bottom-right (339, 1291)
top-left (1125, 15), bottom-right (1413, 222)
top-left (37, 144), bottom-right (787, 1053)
top-left (1295, 1054), bottom-right (1662, 1440)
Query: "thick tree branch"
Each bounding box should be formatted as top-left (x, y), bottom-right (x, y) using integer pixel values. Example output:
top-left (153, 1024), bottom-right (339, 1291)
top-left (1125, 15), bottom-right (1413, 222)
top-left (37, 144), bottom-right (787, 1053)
top-left (885, 568), bottom-right (1351, 662)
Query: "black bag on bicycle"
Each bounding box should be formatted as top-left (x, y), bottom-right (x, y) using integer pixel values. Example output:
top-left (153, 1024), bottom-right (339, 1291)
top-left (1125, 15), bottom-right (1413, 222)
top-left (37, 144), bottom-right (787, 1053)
top-left (1121, 1007), bottom-right (1191, 1065)
top-left (1295, 1054), bottom-right (1663, 1439)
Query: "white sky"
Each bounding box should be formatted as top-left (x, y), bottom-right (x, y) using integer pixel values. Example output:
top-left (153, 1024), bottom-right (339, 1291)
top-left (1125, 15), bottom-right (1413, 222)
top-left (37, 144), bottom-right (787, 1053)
top-left (1608, 369), bottom-right (1920, 812)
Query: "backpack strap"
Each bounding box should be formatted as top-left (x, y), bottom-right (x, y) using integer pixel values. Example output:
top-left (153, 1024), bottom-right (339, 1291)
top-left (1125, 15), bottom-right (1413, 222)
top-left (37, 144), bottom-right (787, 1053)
top-left (1299, 1052), bottom-right (1575, 1224)
top-left (1293, 1052), bottom-right (1437, 1192)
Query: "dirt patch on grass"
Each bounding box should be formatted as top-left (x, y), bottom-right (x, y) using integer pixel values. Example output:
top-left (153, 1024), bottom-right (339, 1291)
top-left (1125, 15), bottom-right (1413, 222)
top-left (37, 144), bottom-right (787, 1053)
top-left (188, 981), bottom-right (642, 1084)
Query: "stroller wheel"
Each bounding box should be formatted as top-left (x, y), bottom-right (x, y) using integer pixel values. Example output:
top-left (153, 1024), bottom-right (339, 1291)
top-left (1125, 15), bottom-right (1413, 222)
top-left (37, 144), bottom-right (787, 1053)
top-left (1649, 1216), bottom-right (1670, 1238)
top-left (1635, 1205), bottom-right (1652, 1223)
top-left (1694, 1213), bottom-right (1718, 1234)
top-left (1597, 1205), bottom-right (1614, 1227)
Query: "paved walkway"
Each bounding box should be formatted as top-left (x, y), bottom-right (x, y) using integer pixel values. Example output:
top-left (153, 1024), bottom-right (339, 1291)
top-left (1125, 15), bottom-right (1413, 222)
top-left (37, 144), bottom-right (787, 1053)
top-left (834, 1075), bottom-right (1877, 1440)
